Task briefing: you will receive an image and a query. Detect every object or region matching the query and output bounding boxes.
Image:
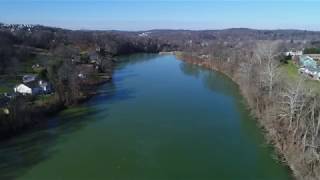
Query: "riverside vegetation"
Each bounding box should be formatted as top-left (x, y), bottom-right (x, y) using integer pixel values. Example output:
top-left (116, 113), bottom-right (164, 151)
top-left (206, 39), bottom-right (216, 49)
top-left (1, 24), bottom-right (320, 179)
top-left (0, 24), bottom-right (176, 138)
top-left (177, 42), bottom-right (320, 179)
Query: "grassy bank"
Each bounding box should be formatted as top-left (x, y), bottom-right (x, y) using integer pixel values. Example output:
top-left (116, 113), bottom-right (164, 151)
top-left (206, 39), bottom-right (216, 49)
top-left (281, 61), bottom-right (320, 93)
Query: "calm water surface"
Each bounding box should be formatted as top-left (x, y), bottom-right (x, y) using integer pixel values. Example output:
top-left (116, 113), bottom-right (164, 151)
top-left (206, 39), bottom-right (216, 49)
top-left (0, 54), bottom-right (291, 180)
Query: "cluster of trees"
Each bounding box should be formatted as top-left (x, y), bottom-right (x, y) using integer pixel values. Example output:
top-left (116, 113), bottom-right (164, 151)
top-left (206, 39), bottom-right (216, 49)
top-left (304, 47), bottom-right (320, 54)
top-left (0, 24), bottom-right (178, 75)
top-left (0, 31), bottom-right (22, 75)
top-left (240, 42), bottom-right (320, 179)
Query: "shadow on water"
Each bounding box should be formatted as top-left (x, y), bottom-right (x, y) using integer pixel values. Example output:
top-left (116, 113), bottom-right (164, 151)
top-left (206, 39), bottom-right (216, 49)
top-left (110, 69), bottom-right (139, 84)
top-left (179, 62), bottom-right (238, 97)
top-left (115, 53), bottom-right (159, 69)
top-left (0, 108), bottom-right (101, 180)
top-left (179, 61), bottom-right (201, 78)
top-left (179, 61), bottom-right (293, 177)
top-left (0, 74), bottom-right (137, 180)
top-left (180, 62), bottom-right (273, 148)
top-left (90, 81), bottom-right (136, 106)
top-left (0, 103), bottom-right (134, 179)
top-left (110, 53), bottom-right (159, 82)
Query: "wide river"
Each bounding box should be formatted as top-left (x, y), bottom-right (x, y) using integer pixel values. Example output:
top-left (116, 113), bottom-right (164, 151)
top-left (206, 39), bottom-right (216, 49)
top-left (0, 54), bottom-right (291, 180)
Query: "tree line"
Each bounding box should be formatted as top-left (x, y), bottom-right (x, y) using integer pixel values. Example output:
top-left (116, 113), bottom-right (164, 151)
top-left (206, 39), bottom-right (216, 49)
top-left (179, 40), bottom-right (320, 180)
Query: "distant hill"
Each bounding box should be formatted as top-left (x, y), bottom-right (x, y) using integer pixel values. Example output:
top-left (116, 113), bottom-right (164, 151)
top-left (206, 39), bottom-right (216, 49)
top-left (1, 22), bottom-right (320, 75)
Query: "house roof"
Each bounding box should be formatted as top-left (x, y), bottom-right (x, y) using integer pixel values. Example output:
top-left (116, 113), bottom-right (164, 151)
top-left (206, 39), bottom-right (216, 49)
top-left (300, 56), bottom-right (317, 66)
top-left (19, 80), bottom-right (50, 89)
top-left (300, 55), bottom-right (314, 62)
top-left (299, 56), bottom-right (320, 74)
top-left (16, 81), bottom-right (39, 89)
top-left (23, 74), bottom-right (37, 79)
top-left (22, 74), bottom-right (38, 83)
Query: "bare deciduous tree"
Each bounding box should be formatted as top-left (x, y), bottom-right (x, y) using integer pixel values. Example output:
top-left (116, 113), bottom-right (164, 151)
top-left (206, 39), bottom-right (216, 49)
top-left (279, 79), bottom-right (309, 131)
top-left (255, 41), bottom-right (281, 97)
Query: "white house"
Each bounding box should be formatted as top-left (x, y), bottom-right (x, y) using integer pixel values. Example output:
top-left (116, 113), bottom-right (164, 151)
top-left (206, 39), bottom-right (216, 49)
top-left (15, 84), bottom-right (32, 95)
top-left (14, 80), bottom-right (52, 95)
top-left (138, 32), bottom-right (151, 37)
top-left (285, 50), bottom-right (303, 57)
top-left (78, 73), bottom-right (86, 79)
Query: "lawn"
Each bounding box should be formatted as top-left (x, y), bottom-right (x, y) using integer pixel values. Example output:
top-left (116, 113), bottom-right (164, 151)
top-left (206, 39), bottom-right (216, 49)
top-left (0, 86), bottom-right (11, 94)
top-left (281, 61), bottom-right (299, 80)
top-left (0, 75), bottom-right (21, 94)
top-left (280, 61), bottom-right (320, 93)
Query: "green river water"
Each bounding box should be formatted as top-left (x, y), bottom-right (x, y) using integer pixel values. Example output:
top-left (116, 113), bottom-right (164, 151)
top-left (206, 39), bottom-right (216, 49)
top-left (0, 54), bottom-right (291, 180)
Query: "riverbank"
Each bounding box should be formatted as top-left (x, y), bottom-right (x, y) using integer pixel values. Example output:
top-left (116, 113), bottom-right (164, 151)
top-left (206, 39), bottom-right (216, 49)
top-left (0, 54), bottom-right (291, 180)
top-left (0, 67), bottom-right (113, 139)
top-left (175, 52), bottom-right (299, 179)
top-left (0, 53), bottom-right (168, 139)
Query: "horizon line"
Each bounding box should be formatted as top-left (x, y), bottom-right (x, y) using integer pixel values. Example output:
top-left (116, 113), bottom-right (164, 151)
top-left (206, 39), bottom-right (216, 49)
top-left (1, 22), bottom-right (319, 32)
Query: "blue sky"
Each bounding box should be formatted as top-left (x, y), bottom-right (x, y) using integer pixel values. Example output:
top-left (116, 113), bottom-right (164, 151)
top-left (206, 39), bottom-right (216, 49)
top-left (0, 0), bottom-right (319, 30)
